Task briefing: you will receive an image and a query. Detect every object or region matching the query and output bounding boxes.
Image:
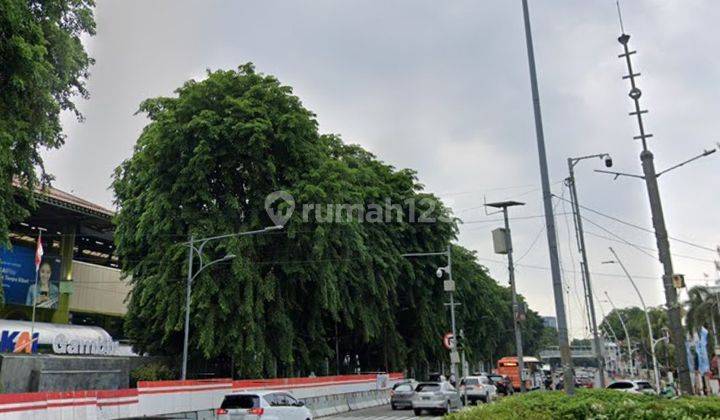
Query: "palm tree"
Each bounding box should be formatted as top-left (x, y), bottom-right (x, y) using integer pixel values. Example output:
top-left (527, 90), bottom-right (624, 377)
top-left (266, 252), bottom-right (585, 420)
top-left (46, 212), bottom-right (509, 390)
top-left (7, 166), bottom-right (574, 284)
top-left (685, 286), bottom-right (719, 342)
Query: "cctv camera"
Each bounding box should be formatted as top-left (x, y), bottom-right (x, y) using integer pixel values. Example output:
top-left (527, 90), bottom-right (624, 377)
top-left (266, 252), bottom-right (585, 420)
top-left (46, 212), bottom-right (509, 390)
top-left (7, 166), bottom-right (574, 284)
top-left (604, 156), bottom-right (613, 168)
top-left (436, 268), bottom-right (444, 278)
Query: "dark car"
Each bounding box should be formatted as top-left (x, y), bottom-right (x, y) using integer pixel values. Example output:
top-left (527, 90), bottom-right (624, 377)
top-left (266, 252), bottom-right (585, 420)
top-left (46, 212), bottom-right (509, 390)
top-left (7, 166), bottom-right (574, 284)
top-left (390, 380), bottom-right (417, 410)
top-left (488, 374), bottom-right (514, 396)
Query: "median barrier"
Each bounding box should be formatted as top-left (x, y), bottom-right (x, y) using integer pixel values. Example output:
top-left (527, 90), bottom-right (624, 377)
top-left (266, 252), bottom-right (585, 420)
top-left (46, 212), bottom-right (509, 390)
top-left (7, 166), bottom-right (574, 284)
top-left (0, 373), bottom-right (402, 419)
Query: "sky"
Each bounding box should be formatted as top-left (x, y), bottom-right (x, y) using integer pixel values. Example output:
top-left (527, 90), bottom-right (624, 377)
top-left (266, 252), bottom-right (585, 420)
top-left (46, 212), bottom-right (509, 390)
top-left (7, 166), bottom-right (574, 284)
top-left (45, 0), bottom-right (720, 340)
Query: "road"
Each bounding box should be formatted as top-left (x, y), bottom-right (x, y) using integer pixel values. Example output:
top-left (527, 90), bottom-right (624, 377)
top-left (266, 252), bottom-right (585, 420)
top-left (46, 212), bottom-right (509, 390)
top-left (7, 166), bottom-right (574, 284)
top-left (322, 404), bottom-right (444, 419)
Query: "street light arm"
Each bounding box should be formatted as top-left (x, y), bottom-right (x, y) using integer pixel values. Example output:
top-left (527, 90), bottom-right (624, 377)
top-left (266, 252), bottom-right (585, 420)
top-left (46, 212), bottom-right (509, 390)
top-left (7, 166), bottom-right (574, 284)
top-left (594, 169), bottom-right (645, 180)
top-left (656, 148), bottom-right (717, 178)
top-left (190, 255), bottom-right (233, 283)
top-left (569, 153), bottom-right (611, 169)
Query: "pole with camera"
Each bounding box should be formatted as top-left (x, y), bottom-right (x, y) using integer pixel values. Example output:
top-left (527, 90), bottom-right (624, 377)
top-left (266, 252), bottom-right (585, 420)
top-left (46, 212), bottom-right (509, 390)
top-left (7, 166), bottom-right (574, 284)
top-left (403, 246), bottom-right (459, 382)
top-left (486, 200), bottom-right (526, 392)
top-left (565, 153), bottom-right (612, 387)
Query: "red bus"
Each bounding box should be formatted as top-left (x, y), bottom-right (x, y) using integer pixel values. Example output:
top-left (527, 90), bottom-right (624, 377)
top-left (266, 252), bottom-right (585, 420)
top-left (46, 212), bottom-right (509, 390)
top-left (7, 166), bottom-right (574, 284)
top-left (496, 356), bottom-right (542, 391)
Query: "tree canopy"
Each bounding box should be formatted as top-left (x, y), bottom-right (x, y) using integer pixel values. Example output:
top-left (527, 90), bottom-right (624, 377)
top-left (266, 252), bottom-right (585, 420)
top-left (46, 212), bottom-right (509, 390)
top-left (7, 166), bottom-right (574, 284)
top-left (0, 0), bottom-right (95, 244)
top-left (113, 65), bottom-right (546, 378)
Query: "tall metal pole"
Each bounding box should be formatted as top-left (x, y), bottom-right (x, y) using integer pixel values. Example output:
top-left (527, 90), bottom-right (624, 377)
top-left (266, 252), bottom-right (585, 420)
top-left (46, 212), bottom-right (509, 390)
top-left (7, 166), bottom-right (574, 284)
top-left (567, 158), bottom-right (606, 386)
top-left (605, 292), bottom-right (634, 377)
top-left (503, 207), bottom-right (526, 392)
top-left (617, 33), bottom-right (692, 394)
top-left (181, 235), bottom-right (194, 380)
top-left (608, 248), bottom-right (660, 390)
top-left (520, 0), bottom-right (574, 394)
top-left (447, 244), bottom-right (458, 381)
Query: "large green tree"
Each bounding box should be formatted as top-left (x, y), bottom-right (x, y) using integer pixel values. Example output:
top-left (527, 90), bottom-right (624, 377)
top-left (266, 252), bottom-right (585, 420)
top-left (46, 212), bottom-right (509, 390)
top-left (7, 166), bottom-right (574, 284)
top-left (114, 65), bottom-right (544, 378)
top-left (0, 0), bottom-right (95, 243)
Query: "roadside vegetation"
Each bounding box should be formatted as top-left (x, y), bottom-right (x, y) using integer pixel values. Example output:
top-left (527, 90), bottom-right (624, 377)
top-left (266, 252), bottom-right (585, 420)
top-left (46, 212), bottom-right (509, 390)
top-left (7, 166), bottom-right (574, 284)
top-left (446, 389), bottom-right (720, 419)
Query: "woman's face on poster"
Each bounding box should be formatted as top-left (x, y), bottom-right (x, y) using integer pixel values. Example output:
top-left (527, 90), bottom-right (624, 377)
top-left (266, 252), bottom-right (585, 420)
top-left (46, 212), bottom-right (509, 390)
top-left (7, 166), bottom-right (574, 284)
top-left (39, 262), bottom-right (52, 283)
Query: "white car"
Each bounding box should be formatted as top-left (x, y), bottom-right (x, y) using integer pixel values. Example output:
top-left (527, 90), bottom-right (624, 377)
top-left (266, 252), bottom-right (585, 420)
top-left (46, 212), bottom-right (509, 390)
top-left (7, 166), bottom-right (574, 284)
top-left (216, 391), bottom-right (313, 420)
top-left (606, 380), bottom-right (656, 394)
top-left (460, 375), bottom-right (497, 405)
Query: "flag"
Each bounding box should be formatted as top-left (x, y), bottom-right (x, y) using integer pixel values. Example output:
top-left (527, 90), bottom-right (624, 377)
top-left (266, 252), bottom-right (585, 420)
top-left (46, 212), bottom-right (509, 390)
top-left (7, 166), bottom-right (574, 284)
top-left (697, 327), bottom-right (710, 374)
top-left (34, 231), bottom-right (43, 272)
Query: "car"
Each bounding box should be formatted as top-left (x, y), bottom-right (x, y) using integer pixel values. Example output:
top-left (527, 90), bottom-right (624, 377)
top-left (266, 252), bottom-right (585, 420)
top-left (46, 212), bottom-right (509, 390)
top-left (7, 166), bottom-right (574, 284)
top-left (412, 381), bottom-right (463, 416)
top-left (488, 373), bottom-right (514, 396)
top-left (390, 380), bottom-right (417, 410)
top-left (459, 375), bottom-right (497, 405)
top-left (216, 391), bottom-right (313, 420)
top-left (606, 380), bottom-right (656, 394)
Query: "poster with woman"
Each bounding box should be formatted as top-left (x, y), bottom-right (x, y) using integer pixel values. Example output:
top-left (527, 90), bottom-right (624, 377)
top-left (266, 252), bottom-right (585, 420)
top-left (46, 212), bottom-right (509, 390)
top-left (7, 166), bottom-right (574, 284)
top-left (0, 245), bottom-right (62, 309)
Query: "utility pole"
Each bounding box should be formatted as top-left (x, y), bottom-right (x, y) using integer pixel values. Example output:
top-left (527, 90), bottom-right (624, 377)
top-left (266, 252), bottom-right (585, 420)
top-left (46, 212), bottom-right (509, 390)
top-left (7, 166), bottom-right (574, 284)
top-left (520, 0), bottom-right (575, 395)
top-left (566, 154), bottom-right (611, 387)
top-left (604, 292), bottom-right (634, 377)
top-left (601, 31), bottom-right (719, 395)
top-left (487, 200), bottom-right (526, 392)
top-left (402, 247), bottom-right (459, 381)
top-left (605, 248), bottom-right (660, 391)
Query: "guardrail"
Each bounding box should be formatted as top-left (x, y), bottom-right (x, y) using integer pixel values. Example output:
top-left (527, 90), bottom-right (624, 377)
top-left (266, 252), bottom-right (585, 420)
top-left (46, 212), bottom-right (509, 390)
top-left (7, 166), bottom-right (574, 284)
top-left (0, 373), bottom-right (403, 419)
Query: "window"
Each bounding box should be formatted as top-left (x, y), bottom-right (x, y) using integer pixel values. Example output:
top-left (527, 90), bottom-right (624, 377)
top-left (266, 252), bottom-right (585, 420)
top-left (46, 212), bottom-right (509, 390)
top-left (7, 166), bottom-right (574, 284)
top-left (607, 382), bottom-right (633, 389)
top-left (394, 384), bottom-right (413, 392)
top-left (636, 382), bottom-right (654, 390)
top-left (461, 378), bottom-right (479, 386)
top-left (264, 394), bottom-right (280, 406)
top-left (416, 384), bottom-right (441, 392)
top-left (221, 394), bottom-right (259, 409)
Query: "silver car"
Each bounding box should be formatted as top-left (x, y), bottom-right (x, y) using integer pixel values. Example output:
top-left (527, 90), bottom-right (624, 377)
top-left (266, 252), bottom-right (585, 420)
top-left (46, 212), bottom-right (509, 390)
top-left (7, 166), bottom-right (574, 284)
top-left (412, 382), bottom-right (463, 416)
top-left (390, 380), bottom-right (417, 410)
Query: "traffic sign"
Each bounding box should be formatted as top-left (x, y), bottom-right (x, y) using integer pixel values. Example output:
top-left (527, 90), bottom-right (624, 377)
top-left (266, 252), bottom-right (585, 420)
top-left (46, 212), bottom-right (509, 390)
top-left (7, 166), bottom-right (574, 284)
top-left (443, 332), bottom-right (455, 350)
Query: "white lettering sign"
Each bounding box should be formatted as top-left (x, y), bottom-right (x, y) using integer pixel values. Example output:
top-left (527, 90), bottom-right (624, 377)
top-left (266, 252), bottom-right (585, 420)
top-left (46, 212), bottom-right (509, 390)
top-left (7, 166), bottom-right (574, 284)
top-left (52, 333), bottom-right (119, 355)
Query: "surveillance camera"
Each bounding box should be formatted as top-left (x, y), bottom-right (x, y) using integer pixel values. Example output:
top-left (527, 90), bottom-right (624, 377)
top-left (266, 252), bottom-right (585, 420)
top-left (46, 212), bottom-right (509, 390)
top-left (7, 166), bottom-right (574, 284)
top-left (604, 156), bottom-right (613, 168)
top-left (436, 268), bottom-right (444, 278)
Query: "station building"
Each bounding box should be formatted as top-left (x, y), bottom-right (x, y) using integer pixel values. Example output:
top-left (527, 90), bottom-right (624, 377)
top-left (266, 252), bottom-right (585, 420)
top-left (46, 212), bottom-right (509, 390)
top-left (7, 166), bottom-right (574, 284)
top-left (1, 185), bottom-right (130, 340)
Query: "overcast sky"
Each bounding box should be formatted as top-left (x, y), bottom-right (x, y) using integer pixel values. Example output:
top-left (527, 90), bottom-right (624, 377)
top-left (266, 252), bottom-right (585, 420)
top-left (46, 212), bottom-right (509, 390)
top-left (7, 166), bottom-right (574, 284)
top-left (46, 1), bottom-right (719, 340)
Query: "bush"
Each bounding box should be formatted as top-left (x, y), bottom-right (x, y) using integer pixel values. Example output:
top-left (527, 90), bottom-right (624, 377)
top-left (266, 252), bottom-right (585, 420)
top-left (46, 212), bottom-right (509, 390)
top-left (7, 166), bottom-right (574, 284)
top-left (446, 389), bottom-right (720, 419)
top-left (130, 362), bottom-right (174, 386)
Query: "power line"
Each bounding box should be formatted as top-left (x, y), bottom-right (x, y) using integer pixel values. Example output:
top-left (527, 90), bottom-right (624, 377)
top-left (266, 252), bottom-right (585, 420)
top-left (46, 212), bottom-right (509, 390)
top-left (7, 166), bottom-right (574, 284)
top-left (552, 194), bottom-right (716, 253)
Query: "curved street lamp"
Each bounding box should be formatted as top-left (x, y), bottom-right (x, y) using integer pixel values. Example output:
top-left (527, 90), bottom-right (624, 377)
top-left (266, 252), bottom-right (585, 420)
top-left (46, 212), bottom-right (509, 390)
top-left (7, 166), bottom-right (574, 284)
top-left (181, 225), bottom-right (283, 380)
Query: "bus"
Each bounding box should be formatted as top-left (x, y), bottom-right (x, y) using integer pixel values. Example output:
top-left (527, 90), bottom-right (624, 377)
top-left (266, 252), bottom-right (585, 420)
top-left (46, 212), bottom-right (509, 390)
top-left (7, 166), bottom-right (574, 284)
top-left (496, 356), bottom-right (543, 391)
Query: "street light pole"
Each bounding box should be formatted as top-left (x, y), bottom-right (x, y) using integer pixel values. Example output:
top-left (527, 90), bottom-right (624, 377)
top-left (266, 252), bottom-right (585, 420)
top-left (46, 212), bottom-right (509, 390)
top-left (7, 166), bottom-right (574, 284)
top-left (606, 248), bottom-right (660, 391)
top-left (487, 200), bottom-right (526, 392)
top-left (520, 0), bottom-right (574, 395)
top-left (566, 154), bottom-right (611, 387)
top-left (604, 292), bottom-right (634, 377)
top-left (402, 247), bottom-right (459, 381)
top-left (181, 225), bottom-right (283, 380)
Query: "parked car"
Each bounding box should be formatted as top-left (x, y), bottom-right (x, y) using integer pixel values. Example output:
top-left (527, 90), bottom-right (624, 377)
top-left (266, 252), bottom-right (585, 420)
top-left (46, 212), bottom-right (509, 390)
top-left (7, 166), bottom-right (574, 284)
top-left (390, 380), bottom-right (417, 410)
top-left (216, 391), bottom-right (312, 420)
top-left (459, 375), bottom-right (497, 405)
top-left (412, 382), bottom-right (463, 416)
top-left (606, 380), bottom-right (656, 394)
top-left (488, 373), bottom-right (514, 396)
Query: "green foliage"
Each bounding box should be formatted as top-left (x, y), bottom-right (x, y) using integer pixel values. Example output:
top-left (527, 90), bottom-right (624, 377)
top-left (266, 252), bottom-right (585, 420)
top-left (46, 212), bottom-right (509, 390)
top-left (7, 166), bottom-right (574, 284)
top-left (600, 306), bottom-right (671, 371)
top-left (0, 0), bottom-right (95, 244)
top-left (130, 362), bottom-right (174, 386)
top-left (447, 389), bottom-right (720, 420)
top-left (113, 65), bottom-right (546, 377)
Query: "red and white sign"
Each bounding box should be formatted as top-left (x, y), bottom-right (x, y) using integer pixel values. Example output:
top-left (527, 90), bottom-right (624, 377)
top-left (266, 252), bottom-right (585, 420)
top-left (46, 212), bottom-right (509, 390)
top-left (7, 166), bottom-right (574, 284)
top-left (443, 332), bottom-right (455, 350)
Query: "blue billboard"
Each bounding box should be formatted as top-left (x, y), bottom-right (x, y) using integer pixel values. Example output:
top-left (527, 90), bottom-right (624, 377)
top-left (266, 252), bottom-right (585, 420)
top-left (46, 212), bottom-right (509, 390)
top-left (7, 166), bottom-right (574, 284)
top-left (0, 244), bottom-right (61, 308)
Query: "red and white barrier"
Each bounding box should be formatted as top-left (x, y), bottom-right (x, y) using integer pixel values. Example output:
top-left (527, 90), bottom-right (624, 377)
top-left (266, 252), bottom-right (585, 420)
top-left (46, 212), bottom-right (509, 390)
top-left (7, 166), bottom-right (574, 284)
top-left (0, 373), bottom-right (403, 419)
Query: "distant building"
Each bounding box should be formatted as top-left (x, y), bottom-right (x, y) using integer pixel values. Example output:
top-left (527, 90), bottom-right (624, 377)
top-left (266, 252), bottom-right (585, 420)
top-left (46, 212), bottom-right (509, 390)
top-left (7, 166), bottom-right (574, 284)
top-left (542, 316), bottom-right (557, 330)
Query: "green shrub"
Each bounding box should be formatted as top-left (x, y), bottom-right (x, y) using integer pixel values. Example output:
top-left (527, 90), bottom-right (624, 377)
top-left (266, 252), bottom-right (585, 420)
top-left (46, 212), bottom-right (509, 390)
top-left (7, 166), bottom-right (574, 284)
top-left (130, 362), bottom-right (174, 386)
top-left (446, 389), bottom-right (720, 419)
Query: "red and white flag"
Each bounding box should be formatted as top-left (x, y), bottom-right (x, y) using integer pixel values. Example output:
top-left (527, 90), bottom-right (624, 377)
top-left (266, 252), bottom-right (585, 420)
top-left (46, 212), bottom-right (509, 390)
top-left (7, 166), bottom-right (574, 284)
top-left (34, 231), bottom-right (43, 272)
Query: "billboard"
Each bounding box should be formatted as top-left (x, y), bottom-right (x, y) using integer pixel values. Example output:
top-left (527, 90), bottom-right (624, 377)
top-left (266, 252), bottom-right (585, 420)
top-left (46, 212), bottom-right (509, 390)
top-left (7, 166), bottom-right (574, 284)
top-left (0, 244), bottom-right (62, 308)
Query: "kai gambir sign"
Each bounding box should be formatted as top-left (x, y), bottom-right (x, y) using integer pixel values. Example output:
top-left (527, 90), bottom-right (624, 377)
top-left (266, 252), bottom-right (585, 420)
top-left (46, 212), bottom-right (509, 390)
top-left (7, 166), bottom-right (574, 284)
top-left (52, 333), bottom-right (118, 355)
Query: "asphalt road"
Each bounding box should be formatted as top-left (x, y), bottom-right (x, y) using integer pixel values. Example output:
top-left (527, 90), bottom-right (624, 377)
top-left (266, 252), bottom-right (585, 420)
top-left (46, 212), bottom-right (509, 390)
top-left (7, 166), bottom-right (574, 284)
top-left (322, 404), bottom-right (445, 419)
